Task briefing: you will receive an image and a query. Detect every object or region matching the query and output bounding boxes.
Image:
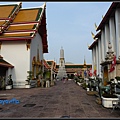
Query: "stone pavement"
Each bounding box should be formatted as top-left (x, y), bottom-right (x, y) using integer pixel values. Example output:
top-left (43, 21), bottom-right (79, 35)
top-left (0, 80), bottom-right (120, 119)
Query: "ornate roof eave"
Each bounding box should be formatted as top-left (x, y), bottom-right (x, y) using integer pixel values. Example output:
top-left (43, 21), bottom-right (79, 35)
top-left (88, 38), bottom-right (98, 50)
top-left (0, 36), bottom-right (33, 41)
top-left (94, 30), bottom-right (101, 39)
top-left (4, 29), bottom-right (37, 33)
top-left (96, 2), bottom-right (119, 31)
top-left (10, 21), bottom-right (41, 25)
top-left (37, 3), bottom-right (48, 53)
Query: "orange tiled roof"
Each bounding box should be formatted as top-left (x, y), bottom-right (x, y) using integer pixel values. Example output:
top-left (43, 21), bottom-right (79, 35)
top-left (0, 2), bottom-right (48, 53)
top-left (0, 5), bottom-right (18, 18)
top-left (13, 9), bottom-right (41, 22)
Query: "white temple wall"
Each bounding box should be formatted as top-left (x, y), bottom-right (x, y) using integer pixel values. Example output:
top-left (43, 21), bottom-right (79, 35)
top-left (101, 30), bottom-right (104, 62)
top-left (1, 33), bottom-right (43, 88)
top-left (98, 38), bottom-right (102, 77)
top-left (109, 17), bottom-right (116, 52)
top-left (30, 33), bottom-right (43, 70)
top-left (96, 44), bottom-right (99, 75)
top-left (115, 8), bottom-right (120, 60)
top-left (92, 48), bottom-right (94, 74)
top-left (105, 23), bottom-right (110, 52)
top-left (1, 41), bottom-right (30, 87)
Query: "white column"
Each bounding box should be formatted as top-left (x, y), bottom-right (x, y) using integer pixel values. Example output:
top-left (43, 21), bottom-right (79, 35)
top-left (115, 8), bottom-right (120, 60)
top-left (101, 30), bottom-right (105, 62)
top-left (105, 23), bottom-right (110, 52)
top-left (92, 46), bottom-right (97, 77)
top-left (109, 17), bottom-right (116, 52)
top-left (98, 38), bottom-right (102, 77)
top-left (96, 44), bottom-right (99, 75)
top-left (92, 48), bottom-right (94, 75)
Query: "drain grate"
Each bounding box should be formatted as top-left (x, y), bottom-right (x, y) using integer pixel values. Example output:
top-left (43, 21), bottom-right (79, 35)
top-left (0, 108), bottom-right (2, 112)
top-left (0, 98), bottom-right (7, 100)
top-left (60, 115), bottom-right (70, 118)
top-left (23, 104), bottom-right (36, 107)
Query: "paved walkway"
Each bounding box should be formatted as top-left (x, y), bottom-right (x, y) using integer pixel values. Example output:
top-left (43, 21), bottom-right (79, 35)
top-left (0, 80), bottom-right (120, 119)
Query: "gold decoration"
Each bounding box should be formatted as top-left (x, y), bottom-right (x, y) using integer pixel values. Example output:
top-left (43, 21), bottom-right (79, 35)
top-left (87, 43), bottom-right (90, 48)
top-left (26, 40), bottom-right (31, 50)
top-left (32, 56), bottom-right (37, 79)
top-left (94, 23), bottom-right (98, 31)
top-left (91, 31), bottom-right (95, 39)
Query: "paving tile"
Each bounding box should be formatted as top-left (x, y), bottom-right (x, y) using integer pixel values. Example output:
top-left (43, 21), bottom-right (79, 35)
top-left (0, 80), bottom-right (120, 118)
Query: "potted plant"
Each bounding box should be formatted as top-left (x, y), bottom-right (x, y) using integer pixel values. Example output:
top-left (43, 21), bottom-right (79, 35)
top-left (87, 77), bottom-right (98, 95)
top-left (6, 74), bottom-right (13, 89)
top-left (114, 76), bottom-right (120, 99)
top-left (101, 78), bottom-right (119, 108)
top-left (25, 71), bottom-right (33, 88)
top-left (95, 75), bottom-right (103, 105)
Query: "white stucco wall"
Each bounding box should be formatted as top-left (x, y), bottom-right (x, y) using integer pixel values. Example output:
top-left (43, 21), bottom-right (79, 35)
top-left (30, 33), bottom-right (43, 71)
top-left (1, 32), bottom-right (43, 88)
top-left (1, 40), bottom-right (30, 86)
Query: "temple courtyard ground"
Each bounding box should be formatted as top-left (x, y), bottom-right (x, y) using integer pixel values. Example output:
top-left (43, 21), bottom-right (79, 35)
top-left (0, 80), bottom-right (120, 119)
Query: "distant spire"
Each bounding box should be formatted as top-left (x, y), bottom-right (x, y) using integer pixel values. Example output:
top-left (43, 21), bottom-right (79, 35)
top-left (84, 56), bottom-right (86, 65)
top-left (84, 56), bottom-right (87, 68)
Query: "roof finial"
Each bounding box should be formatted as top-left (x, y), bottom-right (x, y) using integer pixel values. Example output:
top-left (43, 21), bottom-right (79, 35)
top-left (87, 43), bottom-right (90, 49)
top-left (94, 23), bottom-right (98, 31)
top-left (91, 31), bottom-right (95, 39)
top-left (44, 2), bottom-right (46, 7)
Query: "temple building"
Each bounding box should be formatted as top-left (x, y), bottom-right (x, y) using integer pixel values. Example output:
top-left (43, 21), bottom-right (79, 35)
top-left (88, 2), bottom-right (120, 85)
top-left (46, 48), bottom-right (92, 79)
top-left (0, 2), bottom-right (48, 88)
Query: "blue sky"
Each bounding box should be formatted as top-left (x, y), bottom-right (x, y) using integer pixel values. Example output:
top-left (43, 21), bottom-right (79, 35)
top-left (0, 2), bottom-right (112, 64)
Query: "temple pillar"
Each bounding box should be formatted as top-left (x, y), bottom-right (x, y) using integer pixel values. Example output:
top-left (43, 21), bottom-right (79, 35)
top-left (96, 44), bottom-right (99, 75)
top-left (92, 47), bottom-right (95, 75)
top-left (105, 23), bottom-right (110, 52)
top-left (115, 8), bottom-right (120, 60)
top-left (101, 30), bottom-right (105, 62)
top-left (98, 38), bottom-right (102, 77)
top-left (109, 17), bottom-right (116, 52)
